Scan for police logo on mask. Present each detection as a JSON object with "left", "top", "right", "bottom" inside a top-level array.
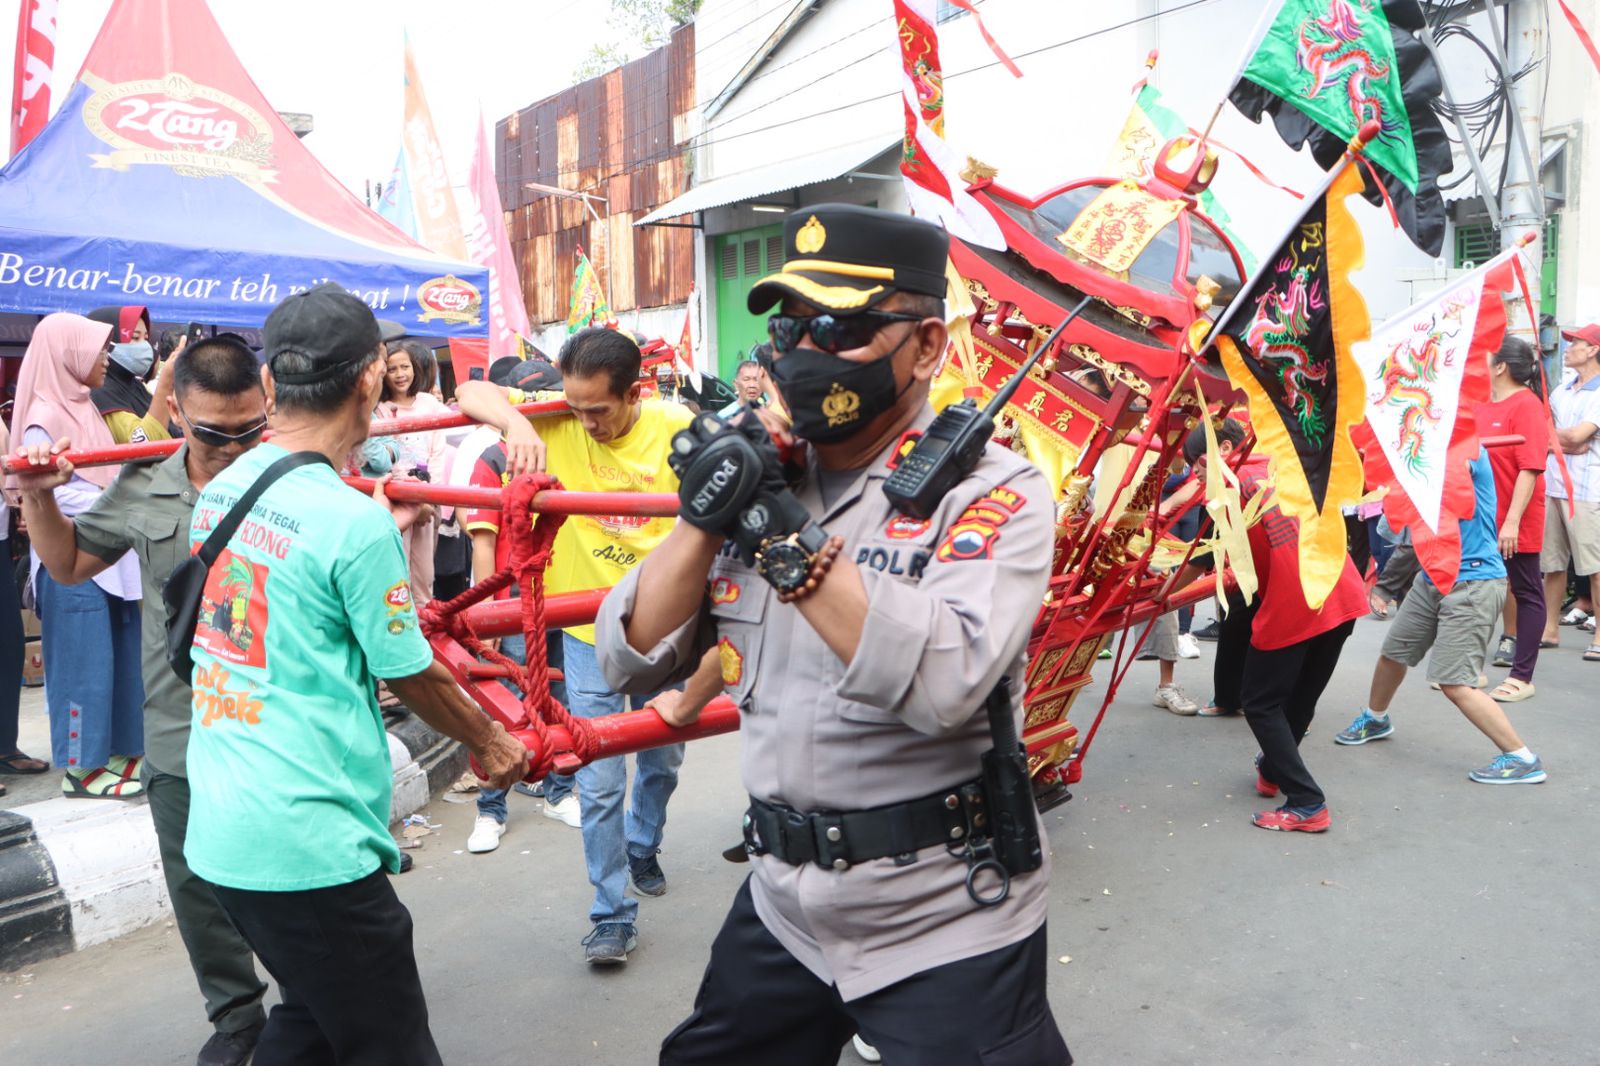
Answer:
[{"left": 822, "top": 382, "right": 861, "bottom": 427}]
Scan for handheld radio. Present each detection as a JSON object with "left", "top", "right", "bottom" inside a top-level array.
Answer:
[{"left": 883, "top": 295, "right": 1093, "bottom": 518}]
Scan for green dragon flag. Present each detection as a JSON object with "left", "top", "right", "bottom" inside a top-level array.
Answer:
[{"left": 1228, "top": 0, "right": 1452, "bottom": 256}]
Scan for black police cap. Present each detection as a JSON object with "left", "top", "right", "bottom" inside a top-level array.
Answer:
[{"left": 747, "top": 203, "right": 949, "bottom": 316}]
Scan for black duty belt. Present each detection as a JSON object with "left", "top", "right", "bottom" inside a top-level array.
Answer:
[{"left": 743, "top": 779, "right": 987, "bottom": 871}]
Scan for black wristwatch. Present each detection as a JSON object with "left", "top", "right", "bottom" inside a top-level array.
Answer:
[{"left": 753, "top": 522, "right": 831, "bottom": 594}]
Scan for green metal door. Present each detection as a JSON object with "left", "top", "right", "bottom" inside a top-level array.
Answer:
[{"left": 714, "top": 223, "right": 785, "bottom": 379}]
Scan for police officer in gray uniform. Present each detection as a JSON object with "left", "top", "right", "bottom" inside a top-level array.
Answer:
[{"left": 596, "top": 204, "right": 1071, "bottom": 1065}]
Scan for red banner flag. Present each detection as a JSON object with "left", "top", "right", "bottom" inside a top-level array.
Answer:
[
  {"left": 10, "top": 0, "right": 57, "bottom": 155},
  {"left": 1352, "top": 253, "right": 1518, "bottom": 594}
]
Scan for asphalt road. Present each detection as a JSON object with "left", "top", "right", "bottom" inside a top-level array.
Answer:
[{"left": 4, "top": 612, "right": 1597, "bottom": 1065}]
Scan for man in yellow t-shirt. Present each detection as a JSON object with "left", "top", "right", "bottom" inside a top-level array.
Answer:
[{"left": 456, "top": 327, "right": 692, "bottom": 967}]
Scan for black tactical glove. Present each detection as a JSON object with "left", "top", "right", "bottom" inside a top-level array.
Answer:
[
  {"left": 670, "top": 408, "right": 786, "bottom": 536},
  {"left": 730, "top": 488, "right": 814, "bottom": 564}
]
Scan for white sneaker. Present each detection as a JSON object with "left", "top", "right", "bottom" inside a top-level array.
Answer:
[
  {"left": 543, "top": 794, "right": 582, "bottom": 829},
  {"left": 1176, "top": 633, "right": 1201, "bottom": 660},
  {"left": 1154, "top": 684, "right": 1199, "bottom": 715},
  {"left": 467, "top": 815, "right": 506, "bottom": 854},
  {"left": 1561, "top": 607, "right": 1591, "bottom": 626},
  {"left": 851, "top": 1035, "right": 882, "bottom": 1063}
]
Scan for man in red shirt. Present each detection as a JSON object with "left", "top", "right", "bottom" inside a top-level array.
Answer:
[{"left": 1473, "top": 337, "right": 1548, "bottom": 701}]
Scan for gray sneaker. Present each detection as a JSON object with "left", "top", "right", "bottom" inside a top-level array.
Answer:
[
  {"left": 582, "top": 922, "right": 639, "bottom": 965},
  {"left": 1153, "top": 685, "right": 1199, "bottom": 715},
  {"left": 1333, "top": 710, "right": 1394, "bottom": 745},
  {"left": 1492, "top": 635, "right": 1514, "bottom": 668},
  {"left": 1468, "top": 753, "right": 1547, "bottom": 784}
]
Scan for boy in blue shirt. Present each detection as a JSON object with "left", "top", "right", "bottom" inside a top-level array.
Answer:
[{"left": 1335, "top": 449, "right": 1547, "bottom": 784}]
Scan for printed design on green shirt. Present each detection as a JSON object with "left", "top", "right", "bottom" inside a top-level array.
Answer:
[
  {"left": 384, "top": 581, "right": 415, "bottom": 635},
  {"left": 193, "top": 661, "right": 265, "bottom": 729},
  {"left": 197, "top": 549, "right": 270, "bottom": 668}
]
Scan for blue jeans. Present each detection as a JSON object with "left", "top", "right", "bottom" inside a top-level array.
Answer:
[
  {"left": 563, "top": 632, "right": 683, "bottom": 926},
  {"left": 478, "top": 631, "right": 572, "bottom": 822},
  {"left": 34, "top": 568, "right": 144, "bottom": 770}
]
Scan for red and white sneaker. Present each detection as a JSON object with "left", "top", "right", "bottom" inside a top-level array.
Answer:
[{"left": 1252, "top": 804, "right": 1331, "bottom": 833}]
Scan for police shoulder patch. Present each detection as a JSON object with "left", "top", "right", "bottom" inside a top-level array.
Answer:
[{"left": 934, "top": 486, "right": 1028, "bottom": 563}]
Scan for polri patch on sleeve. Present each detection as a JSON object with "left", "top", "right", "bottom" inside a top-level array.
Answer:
[
  {"left": 709, "top": 576, "right": 742, "bottom": 605},
  {"left": 934, "top": 487, "right": 1027, "bottom": 562}
]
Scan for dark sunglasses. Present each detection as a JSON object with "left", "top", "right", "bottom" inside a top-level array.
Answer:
[
  {"left": 766, "top": 310, "right": 925, "bottom": 356},
  {"left": 175, "top": 398, "right": 267, "bottom": 447}
]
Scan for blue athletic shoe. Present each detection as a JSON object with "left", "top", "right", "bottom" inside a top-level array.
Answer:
[
  {"left": 1468, "top": 753, "right": 1547, "bottom": 784},
  {"left": 1334, "top": 710, "right": 1394, "bottom": 745},
  {"left": 582, "top": 922, "right": 638, "bottom": 965}
]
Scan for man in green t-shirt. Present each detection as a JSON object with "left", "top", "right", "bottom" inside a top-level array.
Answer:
[{"left": 185, "top": 285, "right": 528, "bottom": 1065}]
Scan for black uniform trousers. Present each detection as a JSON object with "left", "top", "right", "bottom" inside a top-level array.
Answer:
[
  {"left": 143, "top": 770, "right": 268, "bottom": 1034},
  {"left": 1211, "top": 591, "right": 1257, "bottom": 714},
  {"left": 210, "top": 869, "right": 442, "bottom": 1066},
  {"left": 1241, "top": 619, "right": 1356, "bottom": 809},
  {"left": 660, "top": 877, "right": 1071, "bottom": 1066}
]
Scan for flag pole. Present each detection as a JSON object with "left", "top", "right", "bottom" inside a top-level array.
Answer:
[
  {"left": 1193, "top": 0, "right": 1286, "bottom": 148},
  {"left": 1197, "top": 119, "right": 1381, "bottom": 357}
]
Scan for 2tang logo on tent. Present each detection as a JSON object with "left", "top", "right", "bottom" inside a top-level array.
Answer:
[
  {"left": 81, "top": 72, "right": 279, "bottom": 183},
  {"left": 417, "top": 274, "right": 484, "bottom": 327}
]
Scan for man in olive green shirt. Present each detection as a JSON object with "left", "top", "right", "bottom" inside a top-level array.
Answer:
[{"left": 19, "top": 336, "right": 273, "bottom": 1066}]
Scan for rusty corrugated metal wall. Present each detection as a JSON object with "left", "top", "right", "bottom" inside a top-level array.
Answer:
[{"left": 495, "top": 23, "right": 695, "bottom": 327}]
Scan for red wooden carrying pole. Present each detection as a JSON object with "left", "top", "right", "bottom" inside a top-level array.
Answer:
[
  {"left": 341, "top": 476, "right": 679, "bottom": 516},
  {"left": 460, "top": 589, "right": 610, "bottom": 638},
  {"left": 519, "top": 701, "right": 742, "bottom": 775},
  {"left": 0, "top": 399, "right": 574, "bottom": 475}
]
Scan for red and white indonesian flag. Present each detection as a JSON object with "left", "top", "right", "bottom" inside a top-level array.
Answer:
[
  {"left": 894, "top": 0, "right": 1011, "bottom": 250},
  {"left": 462, "top": 110, "right": 532, "bottom": 359},
  {"left": 1352, "top": 251, "right": 1517, "bottom": 590},
  {"left": 10, "top": 0, "right": 57, "bottom": 155}
]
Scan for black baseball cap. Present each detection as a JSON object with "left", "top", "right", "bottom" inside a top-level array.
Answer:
[
  {"left": 506, "top": 358, "right": 562, "bottom": 392},
  {"left": 264, "top": 283, "right": 383, "bottom": 385},
  {"left": 747, "top": 203, "right": 949, "bottom": 315},
  {"left": 487, "top": 356, "right": 522, "bottom": 386}
]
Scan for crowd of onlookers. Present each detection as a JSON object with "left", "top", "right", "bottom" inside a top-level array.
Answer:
[{"left": 1140, "top": 324, "right": 1600, "bottom": 831}]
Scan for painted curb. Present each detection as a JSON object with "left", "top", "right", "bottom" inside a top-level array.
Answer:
[
  {"left": 0, "top": 715, "right": 462, "bottom": 969},
  {"left": 0, "top": 810, "right": 73, "bottom": 968}
]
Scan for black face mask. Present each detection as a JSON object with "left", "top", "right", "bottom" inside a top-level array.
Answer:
[{"left": 767, "top": 336, "right": 911, "bottom": 444}]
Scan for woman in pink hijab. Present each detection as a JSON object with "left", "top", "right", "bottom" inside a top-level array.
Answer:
[{"left": 11, "top": 313, "right": 146, "bottom": 799}]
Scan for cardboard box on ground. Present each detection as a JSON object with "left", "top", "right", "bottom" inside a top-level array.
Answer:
[{"left": 22, "top": 608, "right": 42, "bottom": 687}]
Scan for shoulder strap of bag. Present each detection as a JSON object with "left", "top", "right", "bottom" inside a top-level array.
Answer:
[{"left": 197, "top": 452, "right": 332, "bottom": 567}]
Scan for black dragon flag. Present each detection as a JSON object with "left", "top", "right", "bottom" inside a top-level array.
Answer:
[
  {"left": 1212, "top": 162, "right": 1372, "bottom": 609},
  {"left": 1228, "top": 0, "right": 1452, "bottom": 256}
]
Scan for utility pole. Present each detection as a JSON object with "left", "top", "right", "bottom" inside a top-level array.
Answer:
[{"left": 1497, "top": 0, "right": 1545, "bottom": 341}]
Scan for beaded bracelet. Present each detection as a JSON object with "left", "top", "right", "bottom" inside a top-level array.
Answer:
[{"left": 777, "top": 535, "right": 847, "bottom": 604}]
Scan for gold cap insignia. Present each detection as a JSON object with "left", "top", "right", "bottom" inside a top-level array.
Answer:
[
  {"left": 822, "top": 382, "right": 861, "bottom": 427},
  {"left": 795, "top": 215, "right": 826, "bottom": 255}
]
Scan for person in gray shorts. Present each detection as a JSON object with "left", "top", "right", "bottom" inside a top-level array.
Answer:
[{"left": 1334, "top": 450, "right": 1547, "bottom": 785}]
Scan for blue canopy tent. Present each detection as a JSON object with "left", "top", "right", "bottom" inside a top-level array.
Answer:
[{"left": 0, "top": 0, "right": 488, "bottom": 338}]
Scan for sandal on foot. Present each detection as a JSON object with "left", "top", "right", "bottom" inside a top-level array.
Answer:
[
  {"left": 1584, "top": 644, "right": 1600, "bottom": 663},
  {"left": 1539, "top": 638, "right": 1560, "bottom": 649},
  {"left": 62, "top": 767, "right": 144, "bottom": 799},
  {"left": 0, "top": 751, "right": 50, "bottom": 775},
  {"left": 106, "top": 755, "right": 142, "bottom": 782},
  {"left": 1368, "top": 591, "right": 1391, "bottom": 620},
  {"left": 1489, "top": 679, "right": 1535, "bottom": 702}
]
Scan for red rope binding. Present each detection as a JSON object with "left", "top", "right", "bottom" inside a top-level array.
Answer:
[{"left": 420, "top": 474, "right": 601, "bottom": 779}]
